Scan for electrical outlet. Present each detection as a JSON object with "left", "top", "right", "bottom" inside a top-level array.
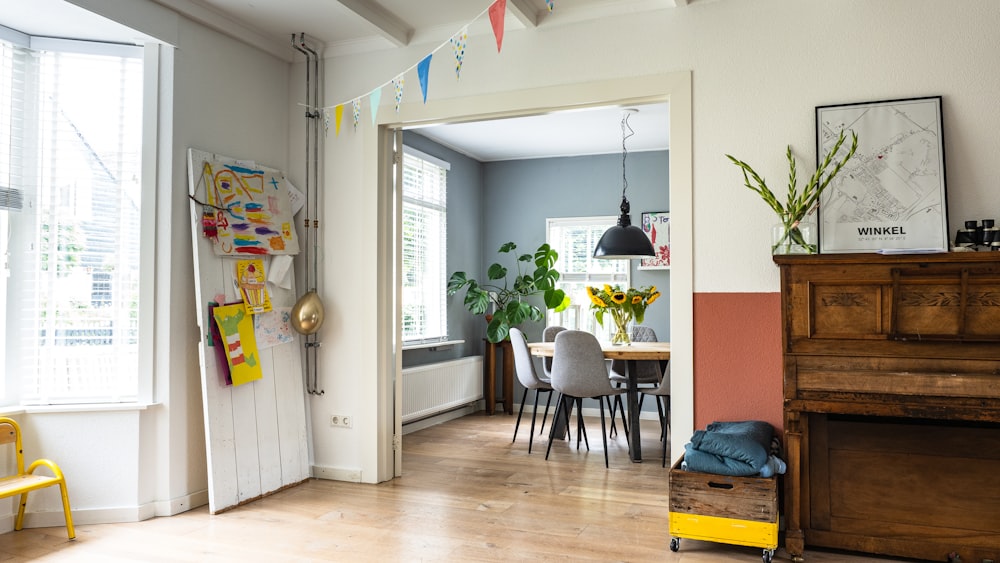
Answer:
[{"left": 330, "top": 414, "right": 352, "bottom": 428}]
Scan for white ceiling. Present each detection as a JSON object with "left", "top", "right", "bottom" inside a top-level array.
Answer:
[{"left": 1, "top": 0, "right": 683, "bottom": 161}]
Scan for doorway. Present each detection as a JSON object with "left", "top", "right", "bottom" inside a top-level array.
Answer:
[{"left": 375, "top": 72, "right": 693, "bottom": 479}]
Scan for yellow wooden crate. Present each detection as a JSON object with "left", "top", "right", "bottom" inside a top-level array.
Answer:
[{"left": 668, "top": 456, "right": 778, "bottom": 561}]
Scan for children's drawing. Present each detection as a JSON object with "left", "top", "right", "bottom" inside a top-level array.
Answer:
[
  {"left": 212, "top": 303, "right": 263, "bottom": 386},
  {"left": 237, "top": 259, "right": 271, "bottom": 315},
  {"left": 254, "top": 307, "right": 295, "bottom": 350},
  {"left": 207, "top": 302, "right": 233, "bottom": 386},
  {"left": 201, "top": 158, "right": 300, "bottom": 256}
]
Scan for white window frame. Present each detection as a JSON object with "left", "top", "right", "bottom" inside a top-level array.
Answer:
[
  {"left": 0, "top": 32, "right": 157, "bottom": 407},
  {"left": 400, "top": 145, "right": 450, "bottom": 346},
  {"left": 546, "top": 216, "right": 630, "bottom": 340}
]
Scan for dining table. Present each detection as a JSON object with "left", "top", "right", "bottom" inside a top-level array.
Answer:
[{"left": 527, "top": 340, "right": 671, "bottom": 463}]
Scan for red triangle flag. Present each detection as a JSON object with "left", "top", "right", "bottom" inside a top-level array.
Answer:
[{"left": 489, "top": 0, "right": 506, "bottom": 53}]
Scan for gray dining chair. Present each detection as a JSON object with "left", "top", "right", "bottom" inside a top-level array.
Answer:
[
  {"left": 541, "top": 325, "right": 566, "bottom": 380},
  {"left": 639, "top": 361, "right": 670, "bottom": 467},
  {"left": 545, "top": 330, "right": 627, "bottom": 468},
  {"left": 509, "top": 327, "right": 554, "bottom": 453},
  {"left": 609, "top": 325, "right": 663, "bottom": 427}
]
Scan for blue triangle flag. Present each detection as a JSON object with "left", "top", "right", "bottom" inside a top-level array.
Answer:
[{"left": 417, "top": 54, "right": 432, "bottom": 104}]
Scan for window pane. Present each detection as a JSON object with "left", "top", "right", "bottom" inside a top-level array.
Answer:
[
  {"left": 4, "top": 44, "right": 142, "bottom": 404},
  {"left": 546, "top": 217, "right": 629, "bottom": 340},
  {"left": 401, "top": 149, "right": 447, "bottom": 343}
]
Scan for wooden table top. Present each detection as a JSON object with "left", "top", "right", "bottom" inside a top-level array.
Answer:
[{"left": 528, "top": 341, "right": 670, "bottom": 361}]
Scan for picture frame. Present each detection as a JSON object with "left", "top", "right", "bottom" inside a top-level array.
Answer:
[
  {"left": 639, "top": 211, "right": 670, "bottom": 270},
  {"left": 815, "top": 96, "right": 949, "bottom": 253}
]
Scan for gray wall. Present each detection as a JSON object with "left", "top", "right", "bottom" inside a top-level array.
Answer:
[
  {"left": 401, "top": 132, "right": 485, "bottom": 368},
  {"left": 482, "top": 151, "right": 671, "bottom": 343}
]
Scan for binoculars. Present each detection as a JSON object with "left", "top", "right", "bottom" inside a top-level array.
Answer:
[{"left": 955, "top": 219, "right": 1000, "bottom": 250}]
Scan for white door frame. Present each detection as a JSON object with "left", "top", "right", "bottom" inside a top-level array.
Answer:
[{"left": 374, "top": 72, "right": 693, "bottom": 479}]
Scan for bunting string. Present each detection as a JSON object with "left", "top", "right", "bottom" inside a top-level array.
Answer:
[{"left": 307, "top": 0, "right": 554, "bottom": 136}]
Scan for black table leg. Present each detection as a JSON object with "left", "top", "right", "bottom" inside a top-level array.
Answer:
[{"left": 627, "top": 358, "right": 642, "bottom": 462}]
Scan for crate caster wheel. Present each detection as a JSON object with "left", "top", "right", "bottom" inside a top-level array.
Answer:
[
  {"left": 762, "top": 549, "right": 774, "bottom": 563},
  {"left": 669, "top": 537, "right": 680, "bottom": 552}
]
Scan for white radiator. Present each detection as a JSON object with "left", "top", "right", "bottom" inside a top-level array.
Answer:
[{"left": 402, "top": 356, "right": 483, "bottom": 423}]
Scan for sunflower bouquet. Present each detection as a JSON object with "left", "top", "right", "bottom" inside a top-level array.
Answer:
[{"left": 586, "top": 284, "right": 661, "bottom": 345}]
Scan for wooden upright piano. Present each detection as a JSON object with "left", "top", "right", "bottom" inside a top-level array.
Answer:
[{"left": 774, "top": 252, "right": 1000, "bottom": 562}]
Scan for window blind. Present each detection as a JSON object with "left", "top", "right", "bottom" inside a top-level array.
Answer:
[
  {"left": 401, "top": 147, "right": 448, "bottom": 344},
  {"left": 546, "top": 217, "right": 629, "bottom": 338},
  {"left": 4, "top": 42, "right": 142, "bottom": 404}
]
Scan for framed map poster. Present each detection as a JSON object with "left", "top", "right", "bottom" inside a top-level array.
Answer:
[
  {"left": 816, "top": 96, "right": 949, "bottom": 253},
  {"left": 639, "top": 211, "right": 670, "bottom": 270}
]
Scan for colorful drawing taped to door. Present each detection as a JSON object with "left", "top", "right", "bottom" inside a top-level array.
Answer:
[
  {"left": 212, "top": 303, "right": 263, "bottom": 386},
  {"left": 201, "top": 158, "right": 300, "bottom": 256},
  {"left": 236, "top": 259, "right": 271, "bottom": 315}
]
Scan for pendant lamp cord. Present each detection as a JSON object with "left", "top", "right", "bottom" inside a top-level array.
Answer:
[{"left": 620, "top": 110, "right": 636, "bottom": 202}]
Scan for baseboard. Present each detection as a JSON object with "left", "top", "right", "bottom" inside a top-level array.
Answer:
[
  {"left": 401, "top": 403, "right": 479, "bottom": 435},
  {"left": 312, "top": 465, "right": 362, "bottom": 483},
  {"left": 153, "top": 489, "right": 209, "bottom": 517}
]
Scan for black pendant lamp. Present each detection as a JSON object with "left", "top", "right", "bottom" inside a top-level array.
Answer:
[{"left": 593, "top": 108, "right": 655, "bottom": 260}]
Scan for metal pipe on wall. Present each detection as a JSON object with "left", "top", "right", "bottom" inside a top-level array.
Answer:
[{"left": 290, "top": 33, "right": 324, "bottom": 395}]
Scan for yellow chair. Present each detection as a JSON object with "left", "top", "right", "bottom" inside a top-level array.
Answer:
[{"left": 0, "top": 417, "right": 75, "bottom": 539}]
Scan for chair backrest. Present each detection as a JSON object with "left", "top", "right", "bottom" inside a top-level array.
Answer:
[
  {"left": 509, "top": 327, "right": 545, "bottom": 390},
  {"left": 611, "top": 326, "right": 664, "bottom": 383},
  {"left": 541, "top": 325, "right": 566, "bottom": 377},
  {"left": 0, "top": 417, "right": 26, "bottom": 475},
  {"left": 551, "top": 330, "right": 615, "bottom": 398}
]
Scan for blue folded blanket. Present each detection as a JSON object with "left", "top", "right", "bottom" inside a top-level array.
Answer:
[{"left": 683, "top": 420, "right": 774, "bottom": 477}]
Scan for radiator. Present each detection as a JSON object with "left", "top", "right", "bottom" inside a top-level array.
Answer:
[{"left": 402, "top": 356, "right": 483, "bottom": 423}]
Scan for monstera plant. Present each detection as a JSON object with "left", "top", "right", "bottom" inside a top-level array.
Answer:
[{"left": 447, "top": 241, "right": 570, "bottom": 343}]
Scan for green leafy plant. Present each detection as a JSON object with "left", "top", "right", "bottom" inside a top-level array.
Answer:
[
  {"left": 726, "top": 129, "right": 859, "bottom": 253},
  {"left": 447, "top": 242, "right": 570, "bottom": 343}
]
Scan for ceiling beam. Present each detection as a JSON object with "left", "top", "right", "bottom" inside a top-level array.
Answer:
[
  {"left": 507, "top": 0, "right": 539, "bottom": 28},
  {"left": 334, "top": 0, "right": 411, "bottom": 47}
]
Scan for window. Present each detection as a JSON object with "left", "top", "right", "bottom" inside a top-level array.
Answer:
[
  {"left": 546, "top": 217, "right": 630, "bottom": 339},
  {"left": 401, "top": 146, "right": 449, "bottom": 344},
  {"left": 1, "top": 37, "right": 143, "bottom": 404}
]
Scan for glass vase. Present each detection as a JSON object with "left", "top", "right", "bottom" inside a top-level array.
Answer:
[
  {"left": 772, "top": 221, "right": 817, "bottom": 255},
  {"left": 611, "top": 313, "right": 632, "bottom": 346}
]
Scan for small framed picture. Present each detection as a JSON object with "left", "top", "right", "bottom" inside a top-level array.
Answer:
[
  {"left": 816, "top": 96, "right": 949, "bottom": 253},
  {"left": 639, "top": 211, "right": 670, "bottom": 270}
]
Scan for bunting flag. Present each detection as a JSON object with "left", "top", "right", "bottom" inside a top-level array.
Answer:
[
  {"left": 315, "top": 0, "right": 534, "bottom": 127},
  {"left": 545, "top": 0, "right": 554, "bottom": 11},
  {"left": 369, "top": 88, "right": 381, "bottom": 126},
  {"left": 334, "top": 104, "right": 344, "bottom": 136},
  {"left": 489, "top": 0, "right": 506, "bottom": 53},
  {"left": 417, "top": 54, "right": 432, "bottom": 104},
  {"left": 392, "top": 75, "right": 405, "bottom": 112},
  {"left": 451, "top": 28, "right": 468, "bottom": 79}
]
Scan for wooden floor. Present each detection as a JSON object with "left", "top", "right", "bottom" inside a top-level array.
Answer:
[{"left": 0, "top": 413, "right": 901, "bottom": 562}]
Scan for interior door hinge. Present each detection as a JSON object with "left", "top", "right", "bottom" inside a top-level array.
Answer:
[
  {"left": 392, "top": 434, "right": 401, "bottom": 451},
  {"left": 392, "top": 150, "right": 402, "bottom": 165}
]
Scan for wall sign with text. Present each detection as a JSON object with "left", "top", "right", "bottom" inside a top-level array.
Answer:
[{"left": 816, "top": 96, "right": 949, "bottom": 253}]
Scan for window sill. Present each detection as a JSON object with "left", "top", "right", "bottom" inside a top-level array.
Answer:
[
  {"left": 1, "top": 402, "right": 158, "bottom": 417},
  {"left": 402, "top": 339, "right": 464, "bottom": 351}
]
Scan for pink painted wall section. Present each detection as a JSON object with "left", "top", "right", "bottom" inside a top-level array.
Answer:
[{"left": 693, "top": 292, "right": 783, "bottom": 432}]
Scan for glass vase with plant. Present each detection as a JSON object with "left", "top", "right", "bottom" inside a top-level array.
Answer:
[
  {"left": 447, "top": 242, "right": 570, "bottom": 343},
  {"left": 726, "top": 129, "right": 858, "bottom": 254},
  {"left": 586, "top": 284, "right": 661, "bottom": 345}
]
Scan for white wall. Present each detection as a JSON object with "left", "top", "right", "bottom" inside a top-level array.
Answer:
[
  {"left": 1, "top": 0, "right": 293, "bottom": 528},
  {"left": 310, "top": 0, "right": 1000, "bottom": 476}
]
